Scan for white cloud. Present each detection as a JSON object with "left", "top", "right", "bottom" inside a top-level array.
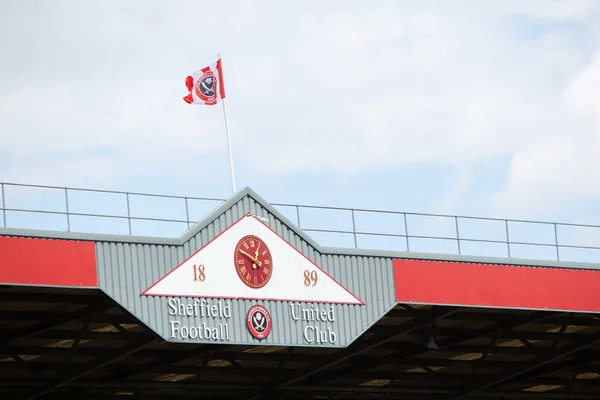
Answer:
[
  {"left": 231, "top": 0, "right": 598, "bottom": 175},
  {"left": 0, "top": 0, "right": 599, "bottom": 219},
  {"left": 0, "top": 79, "right": 225, "bottom": 186},
  {"left": 492, "top": 53, "right": 600, "bottom": 217},
  {"left": 567, "top": 54, "right": 600, "bottom": 117}
]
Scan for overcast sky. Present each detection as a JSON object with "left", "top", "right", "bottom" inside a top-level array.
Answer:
[{"left": 1, "top": 0, "right": 599, "bottom": 228}]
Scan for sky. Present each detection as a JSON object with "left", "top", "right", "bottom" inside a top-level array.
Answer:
[{"left": 1, "top": 0, "right": 600, "bottom": 259}]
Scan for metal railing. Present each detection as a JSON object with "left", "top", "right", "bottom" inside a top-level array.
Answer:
[{"left": 1, "top": 182, "right": 600, "bottom": 264}]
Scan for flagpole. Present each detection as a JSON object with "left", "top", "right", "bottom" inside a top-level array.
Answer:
[
  {"left": 221, "top": 96, "right": 237, "bottom": 194},
  {"left": 217, "top": 55, "right": 236, "bottom": 194}
]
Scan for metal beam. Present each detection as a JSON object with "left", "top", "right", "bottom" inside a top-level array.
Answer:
[
  {"left": 25, "top": 336, "right": 158, "bottom": 400},
  {"left": 1, "top": 301, "right": 111, "bottom": 345},
  {"left": 6, "top": 329, "right": 149, "bottom": 342},
  {"left": 370, "top": 325, "right": 592, "bottom": 342},
  {"left": 492, "top": 351, "right": 600, "bottom": 388},
  {"left": 376, "top": 339, "right": 585, "bottom": 355},
  {"left": 109, "top": 344, "right": 223, "bottom": 381},
  {"left": 20, "top": 366, "right": 581, "bottom": 384},
  {"left": 0, "top": 343, "right": 45, "bottom": 380},
  {"left": 5, "top": 379, "right": 600, "bottom": 399},
  {"left": 313, "top": 310, "right": 558, "bottom": 384},
  {"left": 248, "top": 306, "right": 459, "bottom": 400},
  {"left": 54, "top": 314, "right": 94, "bottom": 380},
  {"left": 450, "top": 334, "right": 600, "bottom": 399},
  {"left": 275, "top": 348, "right": 293, "bottom": 382},
  {"left": 0, "top": 364, "right": 520, "bottom": 381},
  {"left": 0, "top": 352, "right": 544, "bottom": 377},
  {"left": 0, "top": 290, "right": 100, "bottom": 304},
  {"left": 469, "top": 329, "right": 501, "bottom": 381},
  {"left": 385, "top": 309, "right": 600, "bottom": 328},
  {"left": 3, "top": 341, "right": 586, "bottom": 361}
]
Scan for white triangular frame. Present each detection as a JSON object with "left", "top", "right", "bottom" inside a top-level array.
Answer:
[{"left": 141, "top": 212, "right": 364, "bottom": 305}]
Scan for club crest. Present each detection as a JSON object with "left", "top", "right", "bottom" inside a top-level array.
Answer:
[
  {"left": 194, "top": 70, "right": 217, "bottom": 103},
  {"left": 247, "top": 305, "right": 272, "bottom": 340}
]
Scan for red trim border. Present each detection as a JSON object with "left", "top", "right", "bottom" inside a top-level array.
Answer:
[
  {"left": 0, "top": 237, "right": 97, "bottom": 288},
  {"left": 394, "top": 258, "right": 600, "bottom": 313}
]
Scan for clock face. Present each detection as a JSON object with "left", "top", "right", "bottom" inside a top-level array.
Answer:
[{"left": 234, "top": 235, "right": 273, "bottom": 289}]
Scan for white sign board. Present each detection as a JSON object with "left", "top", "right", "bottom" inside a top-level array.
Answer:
[{"left": 142, "top": 213, "right": 363, "bottom": 305}]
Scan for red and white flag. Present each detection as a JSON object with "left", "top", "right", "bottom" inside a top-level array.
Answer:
[{"left": 182, "top": 59, "right": 226, "bottom": 105}]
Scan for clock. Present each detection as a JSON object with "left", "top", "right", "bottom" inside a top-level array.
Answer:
[{"left": 234, "top": 235, "right": 273, "bottom": 289}]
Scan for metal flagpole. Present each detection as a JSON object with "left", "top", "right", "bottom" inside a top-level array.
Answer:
[
  {"left": 221, "top": 96, "right": 237, "bottom": 194},
  {"left": 218, "top": 54, "right": 237, "bottom": 194}
]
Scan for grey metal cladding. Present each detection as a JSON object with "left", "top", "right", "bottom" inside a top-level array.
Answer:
[{"left": 96, "top": 188, "right": 397, "bottom": 348}]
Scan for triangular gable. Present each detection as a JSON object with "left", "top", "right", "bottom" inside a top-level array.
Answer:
[{"left": 142, "top": 212, "right": 363, "bottom": 305}]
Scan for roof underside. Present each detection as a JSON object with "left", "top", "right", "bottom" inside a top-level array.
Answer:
[{"left": 2, "top": 286, "right": 600, "bottom": 399}]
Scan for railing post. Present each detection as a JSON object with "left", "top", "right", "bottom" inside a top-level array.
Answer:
[
  {"left": 505, "top": 220, "right": 511, "bottom": 258},
  {"left": 64, "top": 188, "right": 71, "bottom": 232},
  {"left": 403, "top": 213, "right": 410, "bottom": 252},
  {"left": 296, "top": 205, "right": 301, "bottom": 228},
  {"left": 1, "top": 183, "right": 5, "bottom": 228},
  {"left": 455, "top": 216, "right": 461, "bottom": 255},
  {"left": 126, "top": 193, "right": 132, "bottom": 235},
  {"left": 351, "top": 209, "right": 357, "bottom": 249},
  {"left": 184, "top": 197, "right": 190, "bottom": 228},
  {"left": 554, "top": 223, "right": 560, "bottom": 261}
]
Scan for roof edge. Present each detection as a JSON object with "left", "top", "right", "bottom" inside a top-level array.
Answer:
[
  {"left": 0, "top": 227, "right": 181, "bottom": 245},
  {"left": 330, "top": 246, "right": 600, "bottom": 270},
  {"left": 2, "top": 186, "right": 600, "bottom": 271},
  {"left": 3, "top": 226, "right": 600, "bottom": 271},
  {"left": 179, "top": 186, "right": 323, "bottom": 249}
]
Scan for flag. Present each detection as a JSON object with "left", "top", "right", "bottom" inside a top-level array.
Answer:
[{"left": 182, "top": 59, "right": 226, "bottom": 105}]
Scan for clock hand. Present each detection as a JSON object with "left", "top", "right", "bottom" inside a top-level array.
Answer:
[
  {"left": 253, "top": 248, "right": 260, "bottom": 270},
  {"left": 238, "top": 249, "right": 257, "bottom": 269},
  {"left": 238, "top": 249, "right": 263, "bottom": 267}
]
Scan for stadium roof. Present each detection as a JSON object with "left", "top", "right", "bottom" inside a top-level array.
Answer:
[
  {"left": 2, "top": 183, "right": 600, "bottom": 400},
  {"left": 4, "top": 285, "right": 600, "bottom": 400}
]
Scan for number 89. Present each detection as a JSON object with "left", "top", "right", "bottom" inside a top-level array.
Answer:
[{"left": 303, "top": 270, "right": 317, "bottom": 286}]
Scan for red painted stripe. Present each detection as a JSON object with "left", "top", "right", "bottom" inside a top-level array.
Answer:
[
  {"left": 394, "top": 259, "right": 600, "bottom": 313},
  {"left": 0, "top": 237, "right": 97, "bottom": 287},
  {"left": 216, "top": 58, "right": 226, "bottom": 99},
  {"left": 185, "top": 75, "right": 194, "bottom": 91}
]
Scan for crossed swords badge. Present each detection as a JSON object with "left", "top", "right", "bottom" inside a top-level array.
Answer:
[
  {"left": 253, "top": 312, "right": 266, "bottom": 332},
  {"left": 200, "top": 77, "right": 214, "bottom": 95},
  {"left": 247, "top": 305, "right": 272, "bottom": 340}
]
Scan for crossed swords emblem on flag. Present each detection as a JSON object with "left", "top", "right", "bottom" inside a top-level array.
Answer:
[
  {"left": 252, "top": 311, "right": 266, "bottom": 332},
  {"left": 200, "top": 77, "right": 214, "bottom": 95}
]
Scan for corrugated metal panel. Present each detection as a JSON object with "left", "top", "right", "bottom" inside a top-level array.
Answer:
[{"left": 97, "top": 193, "right": 397, "bottom": 348}]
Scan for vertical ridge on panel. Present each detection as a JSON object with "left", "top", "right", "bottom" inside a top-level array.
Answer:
[
  {"left": 248, "top": 198, "right": 257, "bottom": 220},
  {"left": 373, "top": 257, "right": 382, "bottom": 302},
  {"left": 112, "top": 243, "right": 122, "bottom": 299},
  {"left": 130, "top": 244, "right": 141, "bottom": 329},
  {"left": 140, "top": 244, "right": 151, "bottom": 330},
  {"left": 368, "top": 257, "right": 379, "bottom": 326},
  {"left": 330, "top": 254, "right": 342, "bottom": 345},
  {"left": 342, "top": 255, "right": 352, "bottom": 345},
  {"left": 96, "top": 243, "right": 106, "bottom": 288},
  {"left": 273, "top": 300, "right": 282, "bottom": 345},
  {"left": 378, "top": 257, "right": 388, "bottom": 305},
  {"left": 149, "top": 244, "right": 160, "bottom": 335},
  {"left": 355, "top": 256, "right": 365, "bottom": 340},
  {"left": 224, "top": 206, "right": 232, "bottom": 229},
  {"left": 384, "top": 258, "right": 394, "bottom": 304},
  {"left": 124, "top": 243, "right": 133, "bottom": 318}
]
